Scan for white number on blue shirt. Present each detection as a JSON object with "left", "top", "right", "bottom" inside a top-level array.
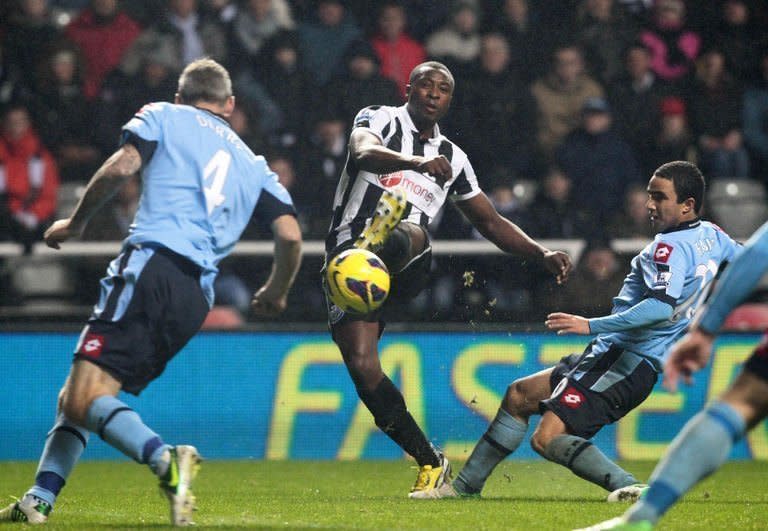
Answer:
[{"left": 204, "top": 149, "right": 230, "bottom": 214}]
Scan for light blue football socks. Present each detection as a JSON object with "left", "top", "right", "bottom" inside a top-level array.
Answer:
[
  {"left": 626, "top": 401, "right": 746, "bottom": 523},
  {"left": 84, "top": 395, "right": 172, "bottom": 476},
  {"left": 454, "top": 408, "right": 528, "bottom": 495},
  {"left": 545, "top": 434, "right": 639, "bottom": 491},
  {"left": 26, "top": 411, "right": 89, "bottom": 507}
]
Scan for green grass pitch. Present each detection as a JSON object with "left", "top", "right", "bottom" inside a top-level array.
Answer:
[{"left": 1, "top": 460, "right": 767, "bottom": 529}]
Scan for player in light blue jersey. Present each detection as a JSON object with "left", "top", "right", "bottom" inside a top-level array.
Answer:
[
  {"left": 411, "top": 161, "right": 740, "bottom": 502},
  {"left": 577, "top": 222, "right": 768, "bottom": 530},
  {"left": 0, "top": 59, "right": 302, "bottom": 526}
]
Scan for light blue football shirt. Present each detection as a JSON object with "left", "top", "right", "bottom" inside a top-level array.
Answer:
[
  {"left": 120, "top": 102, "right": 294, "bottom": 305},
  {"left": 593, "top": 219, "right": 740, "bottom": 369},
  {"left": 697, "top": 220, "right": 768, "bottom": 333}
]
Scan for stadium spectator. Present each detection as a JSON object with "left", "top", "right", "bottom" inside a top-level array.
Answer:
[
  {"left": 392, "top": 0, "right": 451, "bottom": 42},
  {"left": 2, "top": 0, "right": 63, "bottom": 91},
  {"left": 0, "top": 104, "right": 59, "bottom": 253},
  {"left": 370, "top": 1, "right": 426, "bottom": 100},
  {"left": 227, "top": 103, "right": 267, "bottom": 156},
  {"left": 607, "top": 183, "right": 657, "bottom": 239},
  {"left": 32, "top": 48, "right": 102, "bottom": 182},
  {"left": 743, "top": 47, "right": 768, "bottom": 181},
  {"left": 530, "top": 43, "right": 605, "bottom": 159},
  {"left": 449, "top": 32, "right": 539, "bottom": 182},
  {"left": 297, "top": 113, "right": 348, "bottom": 238},
  {"left": 0, "top": 58, "right": 301, "bottom": 526},
  {"left": 232, "top": 29, "right": 301, "bottom": 143},
  {"left": 425, "top": 0, "right": 482, "bottom": 79},
  {"left": 99, "top": 40, "right": 180, "bottom": 154},
  {"left": 323, "top": 40, "right": 401, "bottom": 129},
  {"left": 639, "top": 0, "right": 701, "bottom": 86},
  {"left": 200, "top": 0, "right": 238, "bottom": 24},
  {"left": 521, "top": 166, "right": 596, "bottom": 239},
  {"left": 121, "top": 0, "right": 228, "bottom": 79},
  {"left": 80, "top": 174, "right": 139, "bottom": 241},
  {"left": 486, "top": 0, "right": 547, "bottom": 82},
  {"left": 689, "top": 47, "right": 750, "bottom": 179},
  {"left": 415, "top": 161, "right": 740, "bottom": 504},
  {"left": 296, "top": 0, "right": 361, "bottom": 87},
  {"left": 556, "top": 97, "right": 643, "bottom": 221},
  {"left": 646, "top": 95, "right": 697, "bottom": 173},
  {"left": 0, "top": 40, "right": 31, "bottom": 110},
  {"left": 227, "top": 0, "right": 294, "bottom": 71},
  {"left": 546, "top": 240, "right": 626, "bottom": 317},
  {"left": 323, "top": 61, "right": 571, "bottom": 498},
  {"left": 711, "top": 0, "right": 761, "bottom": 84},
  {"left": 582, "top": 220, "right": 768, "bottom": 529},
  {"left": 608, "top": 42, "right": 670, "bottom": 174},
  {"left": 575, "top": 0, "right": 639, "bottom": 84},
  {"left": 64, "top": 0, "right": 142, "bottom": 100},
  {"left": 617, "top": 0, "right": 653, "bottom": 22}
]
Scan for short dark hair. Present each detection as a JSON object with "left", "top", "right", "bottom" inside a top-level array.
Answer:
[
  {"left": 653, "top": 161, "right": 706, "bottom": 214},
  {"left": 177, "top": 58, "right": 232, "bottom": 105},
  {"left": 408, "top": 61, "right": 454, "bottom": 87}
]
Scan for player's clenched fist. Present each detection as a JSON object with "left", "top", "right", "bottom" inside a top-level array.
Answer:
[
  {"left": 415, "top": 155, "right": 452, "bottom": 186},
  {"left": 543, "top": 250, "right": 572, "bottom": 284},
  {"left": 44, "top": 218, "right": 79, "bottom": 249}
]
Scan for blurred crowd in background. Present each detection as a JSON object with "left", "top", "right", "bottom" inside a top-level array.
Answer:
[{"left": 1, "top": 0, "right": 768, "bottom": 324}]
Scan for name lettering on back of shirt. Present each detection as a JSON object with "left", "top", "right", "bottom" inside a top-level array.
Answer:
[{"left": 195, "top": 114, "right": 257, "bottom": 162}]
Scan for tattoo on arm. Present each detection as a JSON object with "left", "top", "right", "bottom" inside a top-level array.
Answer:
[{"left": 69, "top": 144, "right": 143, "bottom": 230}]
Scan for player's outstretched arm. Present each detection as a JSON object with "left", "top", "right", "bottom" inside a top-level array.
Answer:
[
  {"left": 457, "top": 192, "right": 571, "bottom": 283},
  {"left": 350, "top": 129, "right": 452, "bottom": 183},
  {"left": 251, "top": 214, "right": 302, "bottom": 317},
  {"left": 545, "top": 312, "right": 591, "bottom": 335},
  {"left": 663, "top": 329, "right": 716, "bottom": 392},
  {"left": 44, "top": 144, "right": 142, "bottom": 249}
]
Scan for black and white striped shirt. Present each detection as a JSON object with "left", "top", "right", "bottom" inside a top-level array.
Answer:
[{"left": 325, "top": 104, "right": 482, "bottom": 252}]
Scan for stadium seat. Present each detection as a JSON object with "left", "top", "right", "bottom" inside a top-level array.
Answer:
[
  {"left": 707, "top": 179, "right": 768, "bottom": 239},
  {"left": 201, "top": 305, "right": 245, "bottom": 330},
  {"left": 722, "top": 303, "right": 768, "bottom": 331},
  {"left": 11, "top": 255, "right": 74, "bottom": 298}
]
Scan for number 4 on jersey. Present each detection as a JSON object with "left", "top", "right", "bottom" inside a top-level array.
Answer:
[{"left": 204, "top": 149, "right": 231, "bottom": 214}]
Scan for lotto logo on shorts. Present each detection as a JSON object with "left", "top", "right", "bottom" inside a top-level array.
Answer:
[
  {"left": 79, "top": 333, "right": 105, "bottom": 358},
  {"left": 560, "top": 387, "right": 585, "bottom": 409}
]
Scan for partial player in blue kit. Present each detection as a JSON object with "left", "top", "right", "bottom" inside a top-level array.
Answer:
[
  {"left": 0, "top": 59, "right": 302, "bottom": 526},
  {"left": 411, "top": 161, "right": 740, "bottom": 502},
  {"left": 578, "top": 221, "right": 768, "bottom": 530}
]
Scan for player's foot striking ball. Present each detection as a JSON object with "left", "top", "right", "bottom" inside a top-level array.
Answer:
[{"left": 355, "top": 187, "right": 407, "bottom": 253}]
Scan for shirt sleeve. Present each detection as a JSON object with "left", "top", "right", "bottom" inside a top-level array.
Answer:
[
  {"left": 120, "top": 103, "right": 164, "bottom": 165},
  {"left": 589, "top": 297, "right": 674, "bottom": 334},
  {"left": 251, "top": 161, "right": 297, "bottom": 226},
  {"left": 643, "top": 239, "right": 687, "bottom": 307},
  {"left": 352, "top": 106, "right": 396, "bottom": 145},
  {"left": 448, "top": 154, "right": 482, "bottom": 202},
  {"left": 697, "top": 222, "right": 768, "bottom": 333}
]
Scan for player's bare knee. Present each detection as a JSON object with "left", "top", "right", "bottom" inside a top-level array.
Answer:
[
  {"left": 529, "top": 427, "right": 553, "bottom": 458},
  {"left": 502, "top": 379, "right": 533, "bottom": 417},
  {"left": 60, "top": 391, "right": 91, "bottom": 425},
  {"left": 378, "top": 223, "right": 428, "bottom": 273},
  {"left": 344, "top": 351, "right": 383, "bottom": 388}
]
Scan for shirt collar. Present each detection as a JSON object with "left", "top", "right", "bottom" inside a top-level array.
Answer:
[
  {"left": 661, "top": 217, "right": 701, "bottom": 234},
  {"left": 399, "top": 104, "right": 441, "bottom": 144}
]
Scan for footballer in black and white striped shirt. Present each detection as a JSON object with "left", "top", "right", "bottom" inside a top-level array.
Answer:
[{"left": 322, "top": 61, "right": 573, "bottom": 498}]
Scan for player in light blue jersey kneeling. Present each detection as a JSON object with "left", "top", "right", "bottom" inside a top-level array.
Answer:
[
  {"left": 577, "top": 220, "right": 768, "bottom": 530},
  {"left": 411, "top": 161, "right": 740, "bottom": 503}
]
